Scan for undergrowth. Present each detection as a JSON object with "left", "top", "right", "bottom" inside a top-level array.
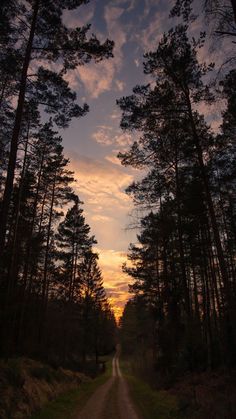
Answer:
[
  {"left": 120, "top": 359, "right": 183, "bottom": 419},
  {"left": 30, "top": 357, "right": 112, "bottom": 419}
]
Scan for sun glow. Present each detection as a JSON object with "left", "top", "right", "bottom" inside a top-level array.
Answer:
[{"left": 96, "top": 248, "right": 130, "bottom": 320}]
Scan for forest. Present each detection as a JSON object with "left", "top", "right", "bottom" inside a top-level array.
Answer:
[
  {"left": 120, "top": 0, "right": 236, "bottom": 381},
  {"left": 0, "top": 0, "right": 116, "bottom": 368},
  {"left": 0, "top": 0, "right": 236, "bottom": 418}
]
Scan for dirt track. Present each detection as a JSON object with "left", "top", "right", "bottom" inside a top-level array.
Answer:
[{"left": 76, "top": 356, "right": 140, "bottom": 419}]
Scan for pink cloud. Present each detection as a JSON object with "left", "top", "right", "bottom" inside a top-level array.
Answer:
[{"left": 91, "top": 125, "right": 134, "bottom": 149}]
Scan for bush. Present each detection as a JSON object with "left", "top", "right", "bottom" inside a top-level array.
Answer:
[
  {"left": 30, "top": 365, "right": 64, "bottom": 383},
  {"left": 0, "top": 359, "right": 25, "bottom": 388}
]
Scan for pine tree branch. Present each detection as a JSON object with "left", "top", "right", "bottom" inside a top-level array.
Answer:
[{"left": 215, "top": 30, "right": 236, "bottom": 36}]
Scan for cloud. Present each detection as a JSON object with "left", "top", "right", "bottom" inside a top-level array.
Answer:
[
  {"left": 143, "top": 0, "right": 157, "bottom": 18},
  {"left": 67, "top": 152, "right": 136, "bottom": 318},
  {"left": 74, "top": 2, "right": 127, "bottom": 99},
  {"left": 104, "top": 3, "right": 127, "bottom": 70},
  {"left": 126, "top": 0, "right": 136, "bottom": 12},
  {"left": 114, "top": 281, "right": 129, "bottom": 287},
  {"left": 97, "top": 248, "right": 127, "bottom": 269},
  {"left": 196, "top": 101, "right": 224, "bottom": 132},
  {"left": 108, "top": 35, "right": 126, "bottom": 70},
  {"left": 91, "top": 125, "right": 134, "bottom": 149},
  {"left": 110, "top": 109, "right": 122, "bottom": 120},
  {"left": 69, "top": 153, "right": 133, "bottom": 213},
  {"left": 135, "top": 9, "right": 168, "bottom": 52},
  {"left": 105, "top": 155, "right": 122, "bottom": 166},
  {"left": 95, "top": 247, "right": 130, "bottom": 317},
  {"left": 115, "top": 79, "right": 126, "bottom": 91},
  {"left": 63, "top": 2, "right": 95, "bottom": 28},
  {"left": 77, "top": 60, "right": 115, "bottom": 99},
  {"left": 61, "top": 2, "right": 128, "bottom": 100},
  {"left": 91, "top": 126, "right": 114, "bottom": 146},
  {"left": 115, "top": 132, "right": 133, "bottom": 147},
  {"left": 91, "top": 214, "right": 112, "bottom": 222}
]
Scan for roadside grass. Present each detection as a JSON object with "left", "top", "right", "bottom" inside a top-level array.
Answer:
[
  {"left": 120, "top": 359, "right": 183, "bottom": 419},
  {"left": 30, "top": 356, "right": 112, "bottom": 419}
]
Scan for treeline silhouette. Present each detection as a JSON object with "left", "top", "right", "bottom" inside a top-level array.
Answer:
[
  {"left": 120, "top": 0, "right": 236, "bottom": 379},
  {"left": 0, "top": 0, "right": 116, "bottom": 366}
]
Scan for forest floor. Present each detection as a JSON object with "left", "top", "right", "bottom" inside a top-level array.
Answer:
[
  {"left": 168, "top": 369, "right": 236, "bottom": 418},
  {"left": 121, "top": 358, "right": 236, "bottom": 419}
]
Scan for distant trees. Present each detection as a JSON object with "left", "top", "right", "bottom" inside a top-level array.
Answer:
[
  {"left": 0, "top": 1, "right": 116, "bottom": 364},
  {"left": 0, "top": 119, "right": 115, "bottom": 362},
  {"left": 119, "top": 22, "right": 236, "bottom": 377}
]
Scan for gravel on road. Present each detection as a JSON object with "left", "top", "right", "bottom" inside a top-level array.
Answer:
[{"left": 76, "top": 356, "right": 140, "bottom": 419}]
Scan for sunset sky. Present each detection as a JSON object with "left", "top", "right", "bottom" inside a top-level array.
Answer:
[{"left": 60, "top": 0, "right": 232, "bottom": 318}]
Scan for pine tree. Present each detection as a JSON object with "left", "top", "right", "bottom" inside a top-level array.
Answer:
[
  {"left": 118, "top": 23, "right": 236, "bottom": 374},
  {"left": 0, "top": 0, "right": 114, "bottom": 256},
  {"left": 79, "top": 251, "right": 107, "bottom": 361}
]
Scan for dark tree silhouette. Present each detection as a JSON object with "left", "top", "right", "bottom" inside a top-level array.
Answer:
[{"left": 0, "top": 0, "right": 114, "bottom": 257}]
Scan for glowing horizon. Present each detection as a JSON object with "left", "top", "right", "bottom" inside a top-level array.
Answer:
[{"left": 69, "top": 154, "right": 137, "bottom": 319}]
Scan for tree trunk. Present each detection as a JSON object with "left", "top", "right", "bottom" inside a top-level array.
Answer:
[
  {"left": 0, "top": 0, "right": 40, "bottom": 257},
  {"left": 22, "top": 148, "right": 46, "bottom": 290},
  {"left": 230, "top": 0, "right": 236, "bottom": 24},
  {"left": 7, "top": 120, "right": 31, "bottom": 295},
  {"left": 0, "top": 77, "right": 8, "bottom": 109},
  {"left": 189, "top": 240, "right": 201, "bottom": 324},
  {"left": 16, "top": 149, "right": 46, "bottom": 351},
  {"left": 185, "top": 93, "right": 231, "bottom": 304},
  {"left": 174, "top": 146, "right": 190, "bottom": 315},
  {"left": 38, "top": 170, "right": 56, "bottom": 348}
]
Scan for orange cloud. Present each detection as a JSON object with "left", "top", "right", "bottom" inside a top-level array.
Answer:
[
  {"left": 105, "top": 155, "right": 122, "bottom": 166},
  {"left": 92, "top": 126, "right": 114, "bottom": 146},
  {"left": 133, "top": 9, "right": 166, "bottom": 51},
  {"left": 68, "top": 153, "right": 137, "bottom": 317},
  {"left": 69, "top": 153, "right": 133, "bottom": 211},
  {"left": 77, "top": 60, "right": 115, "bottom": 99},
  {"left": 115, "top": 79, "right": 125, "bottom": 91},
  {"left": 91, "top": 125, "right": 134, "bottom": 149},
  {"left": 95, "top": 248, "right": 131, "bottom": 319},
  {"left": 75, "top": 2, "right": 127, "bottom": 99}
]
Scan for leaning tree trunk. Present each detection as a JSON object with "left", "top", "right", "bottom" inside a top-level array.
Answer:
[{"left": 0, "top": 0, "right": 40, "bottom": 258}]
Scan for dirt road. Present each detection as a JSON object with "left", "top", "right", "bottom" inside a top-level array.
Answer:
[{"left": 76, "top": 356, "right": 140, "bottom": 419}]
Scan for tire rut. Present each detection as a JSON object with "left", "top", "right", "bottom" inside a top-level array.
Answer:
[{"left": 75, "top": 356, "right": 140, "bottom": 419}]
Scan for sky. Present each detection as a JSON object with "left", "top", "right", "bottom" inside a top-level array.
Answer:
[{"left": 60, "top": 0, "right": 233, "bottom": 318}]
